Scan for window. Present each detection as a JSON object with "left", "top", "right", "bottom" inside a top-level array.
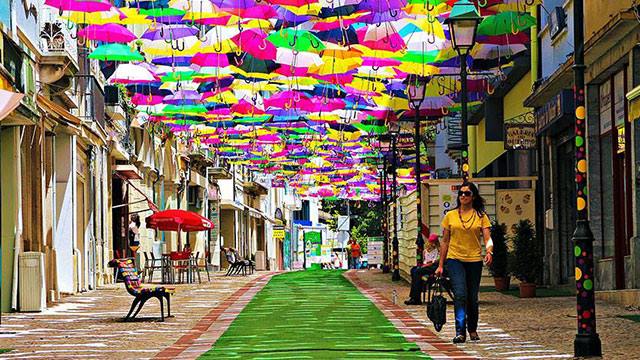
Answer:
[{"left": 548, "top": 7, "right": 567, "bottom": 40}]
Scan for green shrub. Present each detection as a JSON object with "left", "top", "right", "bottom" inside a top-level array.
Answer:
[
  {"left": 509, "top": 219, "right": 541, "bottom": 283},
  {"left": 488, "top": 221, "right": 509, "bottom": 277}
]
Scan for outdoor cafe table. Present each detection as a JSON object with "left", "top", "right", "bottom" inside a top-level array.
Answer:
[{"left": 161, "top": 253, "right": 196, "bottom": 284}]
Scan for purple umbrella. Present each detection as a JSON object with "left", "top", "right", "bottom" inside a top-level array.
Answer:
[
  {"left": 142, "top": 24, "right": 199, "bottom": 41},
  {"left": 163, "top": 90, "right": 202, "bottom": 105}
]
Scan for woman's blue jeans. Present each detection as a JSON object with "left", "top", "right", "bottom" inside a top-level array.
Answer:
[{"left": 445, "top": 259, "right": 483, "bottom": 336}]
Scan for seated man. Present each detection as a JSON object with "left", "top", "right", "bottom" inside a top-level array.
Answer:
[{"left": 405, "top": 233, "right": 440, "bottom": 305}]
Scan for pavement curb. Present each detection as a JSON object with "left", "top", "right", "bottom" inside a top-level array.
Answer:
[
  {"left": 153, "top": 272, "right": 279, "bottom": 360},
  {"left": 344, "top": 270, "right": 477, "bottom": 360}
]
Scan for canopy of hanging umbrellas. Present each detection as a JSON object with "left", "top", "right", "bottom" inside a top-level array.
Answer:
[{"left": 49, "top": 0, "right": 537, "bottom": 201}]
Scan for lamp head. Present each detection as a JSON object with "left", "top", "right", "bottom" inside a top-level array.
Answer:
[{"left": 445, "top": 0, "right": 481, "bottom": 55}]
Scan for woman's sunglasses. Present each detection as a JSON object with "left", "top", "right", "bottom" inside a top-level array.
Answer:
[{"left": 458, "top": 190, "right": 473, "bottom": 197}]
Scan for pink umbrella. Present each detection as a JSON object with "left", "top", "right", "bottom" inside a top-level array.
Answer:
[
  {"left": 77, "top": 24, "right": 136, "bottom": 43},
  {"left": 239, "top": 4, "right": 278, "bottom": 19},
  {"left": 131, "top": 93, "right": 164, "bottom": 106},
  {"left": 231, "top": 29, "right": 276, "bottom": 61},
  {"left": 191, "top": 52, "right": 230, "bottom": 67},
  {"left": 45, "top": 0, "right": 112, "bottom": 12}
]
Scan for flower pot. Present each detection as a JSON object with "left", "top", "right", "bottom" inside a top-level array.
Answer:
[
  {"left": 519, "top": 282, "right": 536, "bottom": 298},
  {"left": 493, "top": 276, "right": 511, "bottom": 291}
]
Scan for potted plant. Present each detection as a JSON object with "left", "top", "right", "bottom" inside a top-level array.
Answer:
[
  {"left": 509, "top": 220, "right": 541, "bottom": 298},
  {"left": 488, "top": 221, "right": 510, "bottom": 291}
]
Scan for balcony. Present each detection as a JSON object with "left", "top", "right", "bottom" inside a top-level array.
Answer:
[
  {"left": 207, "top": 158, "right": 232, "bottom": 180},
  {"left": 39, "top": 8, "right": 79, "bottom": 108},
  {"left": 243, "top": 181, "right": 268, "bottom": 196}
]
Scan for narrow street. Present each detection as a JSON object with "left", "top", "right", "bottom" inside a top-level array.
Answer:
[{"left": 5, "top": 268, "right": 638, "bottom": 359}]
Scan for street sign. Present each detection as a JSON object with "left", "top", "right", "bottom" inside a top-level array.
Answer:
[
  {"left": 273, "top": 229, "right": 285, "bottom": 239},
  {"left": 337, "top": 215, "right": 350, "bottom": 231},
  {"left": 368, "top": 238, "right": 383, "bottom": 265}
]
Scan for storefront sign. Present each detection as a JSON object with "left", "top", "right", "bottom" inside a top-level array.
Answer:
[
  {"left": 534, "top": 90, "right": 573, "bottom": 134},
  {"left": 504, "top": 123, "right": 537, "bottom": 150},
  {"left": 273, "top": 229, "right": 285, "bottom": 239}
]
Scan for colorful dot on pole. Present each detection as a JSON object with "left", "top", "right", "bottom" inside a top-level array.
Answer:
[
  {"left": 575, "top": 246, "right": 582, "bottom": 257},
  {"left": 576, "top": 106, "right": 586, "bottom": 120},
  {"left": 584, "top": 279, "right": 593, "bottom": 291},
  {"left": 576, "top": 267, "right": 582, "bottom": 280},
  {"left": 462, "top": 150, "right": 468, "bottom": 157},
  {"left": 577, "top": 197, "right": 586, "bottom": 211},
  {"left": 576, "top": 136, "right": 584, "bottom": 147},
  {"left": 577, "top": 160, "right": 587, "bottom": 173},
  {"left": 462, "top": 163, "right": 469, "bottom": 172}
]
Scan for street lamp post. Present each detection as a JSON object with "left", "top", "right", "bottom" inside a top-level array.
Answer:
[
  {"left": 389, "top": 123, "right": 401, "bottom": 281},
  {"left": 445, "top": 0, "right": 481, "bottom": 182},
  {"left": 407, "top": 79, "right": 427, "bottom": 266},
  {"left": 382, "top": 155, "right": 390, "bottom": 273},
  {"left": 572, "top": 0, "right": 601, "bottom": 356}
]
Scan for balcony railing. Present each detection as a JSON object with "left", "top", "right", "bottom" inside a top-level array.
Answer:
[
  {"left": 445, "top": 116, "right": 463, "bottom": 152},
  {"left": 40, "top": 8, "right": 78, "bottom": 67}
]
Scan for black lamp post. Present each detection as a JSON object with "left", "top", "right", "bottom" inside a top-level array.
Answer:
[
  {"left": 407, "top": 78, "right": 427, "bottom": 266},
  {"left": 389, "top": 122, "right": 401, "bottom": 281},
  {"left": 381, "top": 154, "right": 390, "bottom": 273},
  {"left": 445, "top": 0, "right": 481, "bottom": 181},
  {"left": 572, "top": 0, "right": 601, "bottom": 356}
]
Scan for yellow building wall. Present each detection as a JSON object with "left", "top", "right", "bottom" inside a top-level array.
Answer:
[
  {"left": 585, "top": 0, "right": 633, "bottom": 42},
  {"left": 470, "top": 71, "right": 532, "bottom": 174},
  {"left": 504, "top": 71, "right": 532, "bottom": 121}
]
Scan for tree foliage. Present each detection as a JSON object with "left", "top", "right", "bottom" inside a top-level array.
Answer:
[{"left": 320, "top": 199, "right": 383, "bottom": 254}]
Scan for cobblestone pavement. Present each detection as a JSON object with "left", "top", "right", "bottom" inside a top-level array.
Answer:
[
  {"left": 353, "top": 269, "right": 640, "bottom": 360},
  {"left": 0, "top": 272, "right": 271, "bottom": 359}
]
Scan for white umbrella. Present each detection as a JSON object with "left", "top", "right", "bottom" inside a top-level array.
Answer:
[{"left": 108, "top": 63, "right": 158, "bottom": 84}]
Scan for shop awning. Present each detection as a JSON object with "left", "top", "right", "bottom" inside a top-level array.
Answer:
[{"left": 0, "top": 90, "right": 24, "bottom": 122}]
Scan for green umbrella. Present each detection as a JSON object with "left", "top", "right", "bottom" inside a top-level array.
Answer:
[
  {"left": 267, "top": 29, "right": 326, "bottom": 53},
  {"left": 160, "top": 71, "right": 197, "bottom": 82},
  {"left": 162, "top": 104, "right": 208, "bottom": 114},
  {"left": 394, "top": 50, "right": 439, "bottom": 64},
  {"left": 353, "top": 123, "right": 387, "bottom": 134},
  {"left": 88, "top": 43, "right": 144, "bottom": 62},
  {"left": 477, "top": 11, "right": 536, "bottom": 36},
  {"left": 140, "top": 7, "right": 185, "bottom": 18}
]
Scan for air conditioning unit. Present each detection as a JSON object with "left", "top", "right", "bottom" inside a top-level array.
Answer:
[
  {"left": 548, "top": 7, "right": 566, "bottom": 40},
  {"left": 19, "top": 252, "right": 46, "bottom": 312}
]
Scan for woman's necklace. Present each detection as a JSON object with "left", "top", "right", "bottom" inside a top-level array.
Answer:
[{"left": 458, "top": 209, "right": 476, "bottom": 230}]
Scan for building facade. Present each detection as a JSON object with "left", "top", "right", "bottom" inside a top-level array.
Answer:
[{"left": 526, "top": 0, "right": 640, "bottom": 293}]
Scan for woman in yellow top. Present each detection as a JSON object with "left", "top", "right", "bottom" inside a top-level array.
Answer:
[{"left": 435, "top": 182, "right": 493, "bottom": 344}]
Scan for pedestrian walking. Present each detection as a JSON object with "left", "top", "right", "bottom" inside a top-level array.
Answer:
[
  {"left": 404, "top": 233, "right": 440, "bottom": 305},
  {"left": 348, "top": 239, "right": 362, "bottom": 269},
  {"left": 435, "top": 182, "right": 493, "bottom": 344}
]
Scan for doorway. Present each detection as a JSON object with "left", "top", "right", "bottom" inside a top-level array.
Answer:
[
  {"left": 556, "top": 139, "right": 576, "bottom": 284},
  {"left": 612, "top": 132, "right": 631, "bottom": 289}
]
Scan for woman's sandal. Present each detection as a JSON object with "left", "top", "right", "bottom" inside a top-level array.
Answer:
[
  {"left": 469, "top": 332, "right": 480, "bottom": 341},
  {"left": 452, "top": 335, "right": 466, "bottom": 344}
]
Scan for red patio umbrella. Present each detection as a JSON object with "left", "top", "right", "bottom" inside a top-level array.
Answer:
[{"left": 146, "top": 210, "right": 213, "bottom": 250}]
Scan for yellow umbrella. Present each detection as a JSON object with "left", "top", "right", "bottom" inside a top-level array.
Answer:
[{"left": 396, "top": 62, "right": 440, "bottom": 77}]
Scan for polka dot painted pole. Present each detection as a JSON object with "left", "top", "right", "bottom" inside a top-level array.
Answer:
[
  {"left": 572, "top": 0, "right": 601, "bottom": 356},
  {"left": 460, "top": 52, "right": 470, "bottom": 182}
]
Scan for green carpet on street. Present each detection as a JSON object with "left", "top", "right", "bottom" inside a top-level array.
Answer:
[{"left": 199, "top": 270, "right": 431, "bottom": 359}]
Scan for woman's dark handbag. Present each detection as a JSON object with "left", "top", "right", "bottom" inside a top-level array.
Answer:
[{"left": 427, "top": 277, "right": 447, "bottom": 332}]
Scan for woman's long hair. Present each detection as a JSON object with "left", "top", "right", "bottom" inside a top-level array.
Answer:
[{"left": 455, "top": 181, "right": 486, "bottom": 216}]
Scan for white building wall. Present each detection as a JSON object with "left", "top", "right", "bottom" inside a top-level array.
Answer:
[{"left": 54, "top": 135, "right": 76, "bottom": 294}]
